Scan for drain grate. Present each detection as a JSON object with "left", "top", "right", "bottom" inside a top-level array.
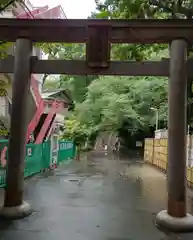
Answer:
[{"left": 68, "top": 179, "right": 79, "bottom": 182}]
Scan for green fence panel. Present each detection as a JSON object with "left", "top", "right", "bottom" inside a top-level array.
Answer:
[
  {"left": 0, "top": 140, "right": 8, "bottom": 187},
  {"left": 42, "top": 140, "right": 51, "bottom": 169},
  {"left": 0, "top": 141, "right": 50, "bottom": 185},
  {"left": 0, "top": 139, "right": 74, "bottom": 188},
  {"left": 24, "top": 143, "right": 43, "bottom": 178},
  {"left": 58, "top": 140, "right": 75, "bottom": 164}
]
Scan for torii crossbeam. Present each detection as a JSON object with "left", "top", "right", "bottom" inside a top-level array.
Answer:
[
  {"left": 0, "top": 18, "right": 193, "bottom": 43},
  {"left": 1, "top": 57, "right": 193, "bottom": 77}
]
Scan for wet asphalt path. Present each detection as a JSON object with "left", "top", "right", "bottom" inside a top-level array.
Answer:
[{"left": 1, "top": 152, "right": 193, "bottom": 240}]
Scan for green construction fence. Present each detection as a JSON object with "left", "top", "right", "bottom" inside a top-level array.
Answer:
[
  {"left": 0, "top": 139, "right": 75, "bottom": 188},
  {"left": 58, "top": 140, "right": 76, "bottom": 164}
]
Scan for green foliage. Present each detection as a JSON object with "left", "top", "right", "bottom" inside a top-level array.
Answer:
[
  {"left": 73, "top": 76, "right": 168, "bottom": 133},
  {"left": 94, "top": 0, "right": 193, "bottom": 19},
  {"left": 59, "top": 75, "right": 97, "bottom": 103},
  {"left": 93, "top": 0, "right": 193, "bottom": 61},
  {"left": 45, "top": 0, "right": 193, "bottom": 148},
  {"left": 38, "top": 43, "right": 85, "bottom": 60},
  {"left": 42, "top": 42, "right": 97, "bottom": 103},
  {"left": 62, "top": 119, "right": 91, "bottom": 147},
  {"left": 42, "top": 77, "right": 60, "bottom": 91}
]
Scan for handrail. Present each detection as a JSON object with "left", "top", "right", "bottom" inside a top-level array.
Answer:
[
  {"left": 35, "top": 101, "right": 57, "bottom": 144},
  {"left": 35, "top": 101, "right": 63, "bottom": 144},
  {"left": 26, "top": 99, "right": 44, "bottom": 142}
]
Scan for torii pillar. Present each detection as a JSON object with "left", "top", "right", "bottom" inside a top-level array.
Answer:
[
  {"left": 0, "top": 39, "right": 32, "bottom": 219},
  {"left": 156, "top": 39, "right": 193, "bottom": 232}
]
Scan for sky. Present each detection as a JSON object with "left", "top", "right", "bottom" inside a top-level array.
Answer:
[{"left": 31, "top": 0, "right": 97, "bottom": 18}]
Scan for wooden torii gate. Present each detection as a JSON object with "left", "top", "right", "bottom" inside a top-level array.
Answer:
[{"left": 0, "top": 18, "right": 193, "bottom": 231}]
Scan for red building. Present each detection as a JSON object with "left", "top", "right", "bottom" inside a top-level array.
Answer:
[{"left": 0, "top": 1, "right": 71, "bottom": 144}]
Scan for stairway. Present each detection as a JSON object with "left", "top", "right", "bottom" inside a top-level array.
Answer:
[{"left": 35, "top": 101, "right": 63, "bottom": 144}]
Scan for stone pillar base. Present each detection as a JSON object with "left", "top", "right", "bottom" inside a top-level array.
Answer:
[
  {"left": 0, "top": 201, "right": 32, "bottom": 219},
  {"left": 156, "top": 210, "right": 193, "bottom": 233}
]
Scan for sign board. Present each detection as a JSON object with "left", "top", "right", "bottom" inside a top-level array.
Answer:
[
  {"left": 155, "top": 129, "right": 168, "bottom": 139},
  {"left": 136, "top": 141, "right": 142, "bottom": 147},
  {"left": 27, "top": 147, "right": 32, "bottom": 156},
  {"left": 60, "top": 142, "right": 73, "bottom": 150}
]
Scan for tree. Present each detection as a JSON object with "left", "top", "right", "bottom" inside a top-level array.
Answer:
[
  {"left": 92, "top": 0, "right": 193, "bottom": 61},
  {"left": 59, "top": 75, "right": 96, "bottom": 103},
  {"left": 62, "top": 119, "right": 90, "bottom": 145},
  {"left": 45, "top": 1, "right": 192, "bottom": 150},
  {"left": 40, "top": 43, "right": 86, "bottom": 85},
  {"left": 59, "top": 2, "right": 170, "bottom": 147},
  {"left": 94, "top": 0, "right": 193, "bottom": 19},
  {"left": 42, "top": 76, "right": 60, "bottom": 91},
  {"left": 42, "top": 43, "right": 98, "bottom": 103},
  {"left": 73, "top": 76, "right": 168, "bottom": 135},
  {"left": 62, "top": 119, "right": 92, "bottom": 159}
]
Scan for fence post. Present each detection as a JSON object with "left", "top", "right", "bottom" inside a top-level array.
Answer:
[{"left": 152, "top": 138, "right": 155, "bottom": 165}]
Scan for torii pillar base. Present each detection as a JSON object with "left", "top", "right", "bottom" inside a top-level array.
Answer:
[
  {"left": 156, "top": 210, "right": 193, "bottom": 233},
  {"left": 0, "top": 201, "right": 32, "bottom": 220}
]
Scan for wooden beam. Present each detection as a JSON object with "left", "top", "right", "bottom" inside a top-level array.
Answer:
[
  {"left": 0, "top": 57, "right": 170, "bottom": 76},
  {"left": 0, "top": 19, "right": 193, "bottom": 43},
  {"left": 86, "top": 25, "right": 110, "bottom": 68},
  {"left": 32, "top": 59, "right": 171, "bottom": 76},
  {"left": 1, "top": 57, "right": 193, "bottom": 77}
]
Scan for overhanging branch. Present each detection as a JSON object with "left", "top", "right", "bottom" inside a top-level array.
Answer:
[{"left": 149, "top": 0, "right": 193, "bottom": 18}]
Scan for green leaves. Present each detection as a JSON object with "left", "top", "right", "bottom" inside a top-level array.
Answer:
[
  {"left": 71, "top": 76, "right": 168, "bottom": 133},
  {"left": 62, "top": 119, "right": 92, "bottom": 146},
  {"left": 46, "top": 0, "right": 193, "bottom": 141},
  {"left": 93, "top": 0, "right": 193, "bottom": 63},
  {"left": 95, "top": 0, "right": 193, "bottom": 20}
]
